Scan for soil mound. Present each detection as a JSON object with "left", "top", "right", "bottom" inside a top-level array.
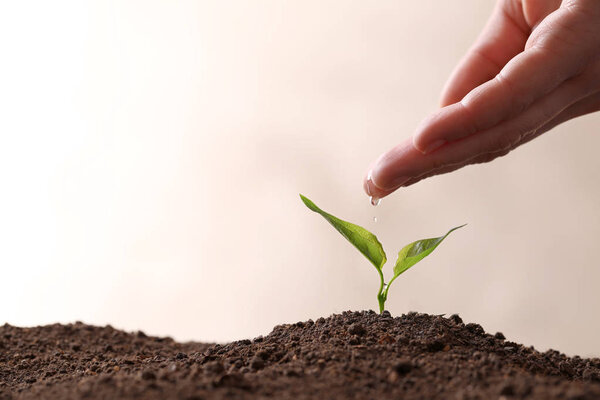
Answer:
[{"left": 2, "top": 311, "right": 600, "bottom": 399}]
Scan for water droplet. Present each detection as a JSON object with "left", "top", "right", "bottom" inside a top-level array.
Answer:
[
  {"left": 373, "top": 217, "right": 377, "bottom": 223},
  {"left": 369, "top": 196, "right": 381, "bottom": 206},
  {"left": 366, "top": 173, "right": 373, "bottom": 196}
]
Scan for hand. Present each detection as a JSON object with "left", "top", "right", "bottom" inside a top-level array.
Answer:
[{"left": 364, "top": 0, "right": 600, "bottom": 200}]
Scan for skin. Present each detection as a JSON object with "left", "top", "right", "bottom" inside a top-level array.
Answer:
[{"left": 364, "top": 0, "right": 600, "bottom": 199}]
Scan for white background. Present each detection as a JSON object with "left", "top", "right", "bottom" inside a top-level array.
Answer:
[{"left": 1, "top": 0, "right": 599, "bottom": 356}]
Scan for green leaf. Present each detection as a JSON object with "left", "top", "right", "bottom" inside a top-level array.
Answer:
[
  {"left": 392, "top": 224, "right": 466, "bottom": 279},
  {"left": 300, "top": 194, "right": 386, "bottom": 271}
]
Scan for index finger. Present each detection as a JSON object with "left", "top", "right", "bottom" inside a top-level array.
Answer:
[{"left": 413, "top": 7, "right": 592, "bottom": 154}]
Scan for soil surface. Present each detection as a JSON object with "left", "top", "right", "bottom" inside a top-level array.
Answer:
[{"left": 2, "top": 311, "right": 600, "bottom": 399}]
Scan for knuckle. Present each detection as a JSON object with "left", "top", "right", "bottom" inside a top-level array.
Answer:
[
  {"left": 455, "top": 101, "right": 481, "bottom": 137},
  {"left": 494, "top": 72, "right": 529, "bottom": 117}
]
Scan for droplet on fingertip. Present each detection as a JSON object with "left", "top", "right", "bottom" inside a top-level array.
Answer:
[
  {"left": 367, "top": 170, "right": 381, "bottom": 206},
  {"left": 366, "top": 171, "right": 373, "bottom": 196}
]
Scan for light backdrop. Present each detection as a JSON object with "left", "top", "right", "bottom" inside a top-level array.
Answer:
[{"left": 1, "top": 0, "right": 599, "bottom": 357}]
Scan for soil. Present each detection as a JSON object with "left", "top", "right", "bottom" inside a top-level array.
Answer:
[{"left": 1, "top": 311, "right": 600, "bottom": 400}]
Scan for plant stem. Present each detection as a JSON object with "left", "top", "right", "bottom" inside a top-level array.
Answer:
[
  {"left": 377, "top": 291, "right": 386, "bottom": 314},
  {"left": 376, "top": 268, "right": 386, "bottom": 313}
]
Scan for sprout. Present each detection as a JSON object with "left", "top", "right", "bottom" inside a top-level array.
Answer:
[{"left": 300, "top": 194, "right": 465, "bottom": 313}]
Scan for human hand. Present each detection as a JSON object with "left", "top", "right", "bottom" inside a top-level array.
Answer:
[{"left": 364, "top": 0, "right": 600, "bottom": 200}]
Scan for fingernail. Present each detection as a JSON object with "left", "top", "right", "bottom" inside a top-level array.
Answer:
[
  {"left": 365, "top": 170, "right": 379, "bottom": 195},
  {"left": 422, "top": 139, "right": 446, "bottom": 154}
]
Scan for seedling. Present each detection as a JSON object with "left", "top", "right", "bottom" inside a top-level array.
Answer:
[{"left": 300, "top": 194, "right": 465, "bottom": 313}]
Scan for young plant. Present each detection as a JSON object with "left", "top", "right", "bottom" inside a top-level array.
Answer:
[{"left": 300, "top": 194, "right": 465, "bottom": 313}]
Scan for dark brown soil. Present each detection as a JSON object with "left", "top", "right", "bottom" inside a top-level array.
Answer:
[{"left": 2, "top": 311, "right": 600, "bottom": 399}]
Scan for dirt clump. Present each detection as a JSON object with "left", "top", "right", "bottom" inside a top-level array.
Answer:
[{"left": 1, "top": 311, "right": 600, "bottom": 399}]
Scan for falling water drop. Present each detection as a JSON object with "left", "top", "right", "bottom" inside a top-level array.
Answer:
[
  {"left": 373, "top": 216, "right": 377, "bottom": 223},
  {"left": 369, "top": 196, "right": 381, "bottom": 206}
]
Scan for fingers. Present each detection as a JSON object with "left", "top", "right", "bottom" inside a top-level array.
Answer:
[
  {"left": 414, "top": 6, "right": 593, "bottom": 155},
  {"left": 435, "top": 89, "right": 600, "bottom": 183},
  {"left": 363, "top": 1, "right": 600, "bottom": 199},
  {"left": 371, "top": 90, "right": 600, "bottom": 192},
  {"left": 521, "top": 0, "right": 562, "bottom": 30},
  {"left": 364, "top": 134, "right": 511, "bottom": 199},
  {"left": 396, "top": 147, "right": 512, "bottom": 189},
  {"left": 415, "top": 49, "right": 580, "bottom": 154},
  {"left": 440, "top": 0, "right": 530, "bottom": 107},
  {"left": 364, "top": 138, "right": 417, "bottom": 200},
  {"left": 364, "top": 66, "right": 600, "bottom": 198}
]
